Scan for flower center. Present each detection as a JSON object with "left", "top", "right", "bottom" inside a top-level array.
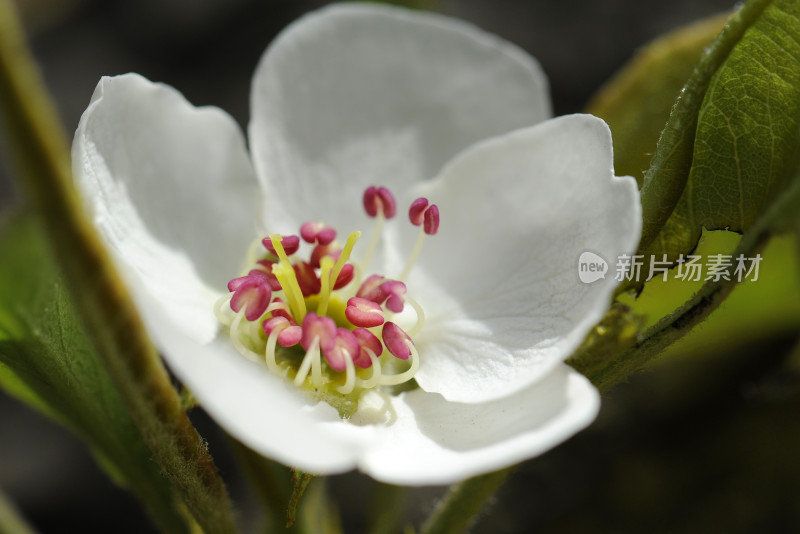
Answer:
[{"left": 214, "top": 186, "right": 439, "bottom": 417}]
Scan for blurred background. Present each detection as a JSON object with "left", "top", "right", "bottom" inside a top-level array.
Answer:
[{"left": 2, "top": 0, "right": 799, "bottom": 532}]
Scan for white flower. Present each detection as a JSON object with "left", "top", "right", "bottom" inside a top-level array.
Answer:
[{"left": 72, "top": 3, "right": 640, "bottom": 485}]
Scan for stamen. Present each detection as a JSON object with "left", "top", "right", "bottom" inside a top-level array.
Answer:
[
  {"left": 336, "top": 350, "right": 356, "bottom": 394},
  {"left": 294, "top": 261, "right": 321, "bottom": 296},
  {"left": 399, "top": 226, "right": 426, "bottom": 282},
  {"left": 354, "top": 347, "right": 382, "bottom": 389},
  {"left": 214, "top": 294, "right": 234, "bottom": 326},
  {"left": 345, "top": 297, "right": 385, "bottom": 328},
  {"left": 382, "top": 322, "right": 414, "bottom": 360},
  {"left": 263, "top": 316, "right": 301, "bottom": 347},
  {"left": 262, "top": 317, "right": 287, "bottom": 374},
  {"left": 228, "top": 272, "right": 272, "bottom": 321},
  {"left": 363, "top": 186, "right": 397, "bottom": 219},
  {"left": 230, "top": 309, "right": 265, "bottom": 364},
  {"left": 263, "top": 234, "right": 300, "bottom": 256},
  {"left": 408, "top": 198, "right": 429, "bottom": 225},
  {"left": 360, "top": 212, "right": 384, "bottom": 277},
  {"left": 352, "top": 328, "right": 382, "bottom": 368},
  {"left": 294, "top": 336, "right": 321, "bottom": 387},
  {"left": 300, "top": 313, "right": 336, "bottom": 386},
  {"left": 423, "top": 204, "right": 440, "bottom": 235},
  {"left": 379, "top": 340, "right": 420, "bottom": 386},
  {"left": 399, "top": 198, "right": 439, "bottom": 281},
  {"left": 300, "top": 221, "right": 336, "bottom": 245},
  {"left": 265, "top": 298, "right": 292, "bottom": 320}
]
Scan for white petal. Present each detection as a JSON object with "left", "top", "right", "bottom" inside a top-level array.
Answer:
[
  {"left": 72, "top": 73, "right": 260, "bottom": 343},
  {"left": 249, "top": 3, "right": 550, "bottom": 235},
  {"left": 353, "top": 364, "right": 599, "bottom": 485},
  {"left": 407, "top": 115, "right": 641, "bottom": 403},
  {"left": 143, "top": 297, "right": 366, "bottom": 473}
]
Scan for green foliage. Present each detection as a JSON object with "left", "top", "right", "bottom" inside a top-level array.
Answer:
[
  {"left": 648, "top": 0, "right": 800, "bottom": 258},
  {"left": 636, "top": 0, "right": 773, "bottom": 254},
  {"left": 574, "top": 0, "right": 800, "bottom": 390},
  {"left": 0, "top": 214, "right": 191, "bottom": 534}
]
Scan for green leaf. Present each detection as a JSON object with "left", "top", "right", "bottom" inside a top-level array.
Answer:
[
  {"left": 0, "top": 213, "right": 191, "bottom": 534},
  {"left": 587, "top": 12, "right": 730, "bottom": 186},
  {"left": 648, "top": 0, "right": 800, "bottom": 258},
  {"left": 633, "top": 0, "right": 773, "bottom": 254}
]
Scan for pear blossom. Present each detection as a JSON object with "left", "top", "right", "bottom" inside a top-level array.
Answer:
[{"left": 71, "top": 3, "right": 640, "bottom": 485}]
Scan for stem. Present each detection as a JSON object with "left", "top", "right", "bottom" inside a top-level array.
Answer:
[
  {"left": 287, "top": 470, "right": 315, "bottom": 528},
  {"left": 420, "top": 468, "right": 512, "bottom": 534},
  {"left": 0, "top": 1, "right": 237, "bottom": 532}
]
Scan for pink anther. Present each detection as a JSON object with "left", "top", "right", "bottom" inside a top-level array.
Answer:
[
  {"left": 333, "top": 263, "right": 355, "bottom": 290},
  {"left": 293, "top": 261, "right": 321, "bottom": 296},
  {"left": 423, "top": 204, "right": 439, "bottom": 235},
  {"left": 380, "top": 280, "right": 407, "bottom": 313},
  {"left": 409, "top": 197, "right": 439, "bottom": 235},
  {"left": 345, "top": 297, "right": 385, "bottom": 328},
  {"left": 253, "top": 260, "right": 283, "bottom": 291},
  {"left": 263, "top": 316, "right": 302, "bottom": 347},
  {"left": 268, "top": 297, "right": 293, "bottom": 321},
  {"left": 300, "top": 221, "right": 337, "bottom": 245},
  {"left": 356, "top": 276, "right": 406, "bottom": 312},
  {"left": 227, "top": 272, "right": 272, "bottom": 321},
  {"left": 408, "top": 197, "right": 429, "bottom": 226},
  {"left": 310, "top": 244, "right": 340, "bottom": 268},
  {"left": 356, "top": 274, "right": 386, "bottom": 301},
  {"left": 363, "top": 186, "right": 397, "bottom": 219},
  {"left": 301, "top": 313, "right": 336, "bottom": 352},
  {"left": 323, "top": 328, "right": 360, "bottom": 372},
  {"left": 262, "top": 234, "right": 300, "bottom": 256},
  {"left": 382, "top": 322, "right": 413, "bottom": 360},
  {"left": 352, "top": 328, "right": 381, "bottom": 368}
]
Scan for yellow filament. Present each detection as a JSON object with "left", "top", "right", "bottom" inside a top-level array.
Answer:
[
  {"left": 316, "top": 256, "right": 335, "bottom": 316},
  {"left": 399, "top": 227, "right": 426, "bottom": 282}
]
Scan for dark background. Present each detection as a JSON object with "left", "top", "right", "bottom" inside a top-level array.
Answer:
[{"left": 4, "top": 1, "right": 799, "bottom": 533}]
